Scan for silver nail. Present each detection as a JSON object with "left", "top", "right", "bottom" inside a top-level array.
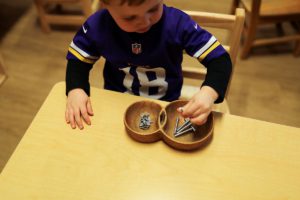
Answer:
[
  {"left": 175, "top": 126, "right": 195, "bottom": 137},
  {"left": 173, "top": 117, "right": 179, "bottom": 135},
  {"left": 176, "top": 119, "right": 191, "bottom": 132}
]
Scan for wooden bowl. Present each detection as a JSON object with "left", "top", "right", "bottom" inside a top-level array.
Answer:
[
  {"left": 124, "top": 100, "right": 163, "bottom": 143},
  {"left": 161, "top": 100, "right": 214, "bottom": 151},
  {"left": 124, "top": 100, "right": 214, "bottom": 151}
]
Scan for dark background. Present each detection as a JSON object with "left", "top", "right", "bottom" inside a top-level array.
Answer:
[{"left": 0, "top": 0, "right": 32, "bottom": 40}]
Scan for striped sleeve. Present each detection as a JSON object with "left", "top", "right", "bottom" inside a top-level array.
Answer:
[
  {"left": 192, "top": 36, "right": 221, "bottom": 62},
  {"left": 68, "top": 41, "right": 99, "bottom": 64},
  {"left": 66, "top": 22, "right": 100, "bottom": 64}
]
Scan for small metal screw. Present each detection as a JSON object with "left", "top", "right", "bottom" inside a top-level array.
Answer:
[{"left": 139, "top": 112, "right": 152, "bottom": 130}]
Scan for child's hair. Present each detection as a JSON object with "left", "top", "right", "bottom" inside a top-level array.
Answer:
[{"left": 101, "top": 0, "right": 147, "bottom": 6}]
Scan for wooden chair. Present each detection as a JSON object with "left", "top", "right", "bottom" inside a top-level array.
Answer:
[
  {"left": 0, "top": 52, "right": 7, "bottom": 86},
  {"left": 34, "top": 0, "right": 99, "bottom": 33},
  {"left": 231, "top": 0, "right": 300, "bottom": 59},
  {"left": 180, "top": 8, "right": 245, "bottom": 113}
]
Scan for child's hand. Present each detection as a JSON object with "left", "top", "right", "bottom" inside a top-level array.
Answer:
[
  {"left": 177, "top": 86, "right": 218, "bottom": 125},
  {"left": 65, "top": 88, "right": 94, "bottom": 129}
]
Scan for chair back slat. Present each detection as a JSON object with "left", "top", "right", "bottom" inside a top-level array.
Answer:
[{"left": 185, "top": 11, "right": 236, "bottom": 30}]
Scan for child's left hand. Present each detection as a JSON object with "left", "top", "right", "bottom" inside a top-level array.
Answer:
[{"left": 177, "top": 86, "right": 218, "bottom": 125}]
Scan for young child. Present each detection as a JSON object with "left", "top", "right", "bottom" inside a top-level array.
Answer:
[{"left": 65, "top": 0, "right": 232, "bottom": 129}]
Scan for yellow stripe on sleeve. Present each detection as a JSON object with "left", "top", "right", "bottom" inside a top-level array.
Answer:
[
  {"left": 68, "top": 47, "right": 95, "bottom": 64},
  {"left": 198, "top": 41, "right": 220, "bottom": 62}
]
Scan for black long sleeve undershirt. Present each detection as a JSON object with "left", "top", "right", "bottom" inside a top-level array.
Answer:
[
  {"left": 202, "top": 53, "right": 232, "bottom": 103},
  {"left": 65, "top": 53, "right": 232, "bottom": 103},
  {"left": 65, "top": 59, "right": 93, "bottom": 96}
]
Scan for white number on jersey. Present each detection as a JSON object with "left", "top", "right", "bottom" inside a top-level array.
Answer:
[{"left": 120, "top": 66, "right": 168, "bottom": 99}]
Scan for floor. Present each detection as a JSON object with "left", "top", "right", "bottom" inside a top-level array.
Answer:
[{"left": 0, "top": 0, "right": 299, "bottom": 172}]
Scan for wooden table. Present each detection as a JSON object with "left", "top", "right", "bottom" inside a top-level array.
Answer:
[{"left": 0, "top": 82, "right": 300, "bottom": 199}]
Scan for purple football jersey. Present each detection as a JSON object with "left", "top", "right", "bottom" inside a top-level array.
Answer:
[{"left": 67, "top": 5, "right": 226, "bottom": 101}]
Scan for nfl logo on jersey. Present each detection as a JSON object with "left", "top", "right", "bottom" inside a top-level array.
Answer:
[{"left": 132, "top": 43, "right": 142, "bottom": 54}]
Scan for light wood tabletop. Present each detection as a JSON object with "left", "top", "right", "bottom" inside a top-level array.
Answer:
[{"left": 0, "top": 82, "right": 300, "bottom": 200}]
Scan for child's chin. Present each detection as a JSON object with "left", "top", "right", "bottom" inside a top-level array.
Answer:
[{"left": 135, "top": 26, "right": 151, "bottom": 33}]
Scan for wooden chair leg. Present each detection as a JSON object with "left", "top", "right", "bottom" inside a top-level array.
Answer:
[
  {"left": 0, "top": 53, "right": 7, "bottom": 86},
  {"left": 240, "top": 21, "right": 257, "bottom": 59},
  {"left": 230, "top": 0, "right": 240, "bottom": 14},
  {"left": 241, "top": 26, "right": 256, "bottom": 59},
  {"left": 294, "top": 40, "right": 300, "bottom": 56},
  {"left": 34, "top": 0, "right": 51, "bottom": 33},
  {"left": 240, "top": 0, "right": 261, "bottom": 59},
  {"left": 81, "top": 0, "right": 93, "bottom": 18}
]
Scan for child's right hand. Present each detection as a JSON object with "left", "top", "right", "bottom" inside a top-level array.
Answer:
[{"left": 65, "top": 88, "right": 94, "bottom": 129}]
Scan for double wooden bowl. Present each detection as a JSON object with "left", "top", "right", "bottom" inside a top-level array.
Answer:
[{"left": 124, "top": 100, "right": 214, "bottom": 151}]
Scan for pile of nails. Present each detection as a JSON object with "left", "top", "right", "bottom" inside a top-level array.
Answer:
[
  {"left": 173, "top": 117, "right": 196, "bottom": 137},
  {"left": 139, "top": 112, "right": 152, "bottom": 130}
]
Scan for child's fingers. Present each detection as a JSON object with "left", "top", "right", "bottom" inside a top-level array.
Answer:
[
  {"left": 190, "top": 113, "right": 208, "bottom": 125},
  {"left": 87, "top": 99, "right": 94, "bottom": 116},
  {"left": 68, "top": 110, "right": 76, "bottom": 129},
  {"left": 189, "top": 108, "right": 205, "bottom": 119},
  {"left": 177, "top": 100, "right": 195, "bottom": 118},
  {"left": 74, "top": 110, "right": 84, "bottom": 129},
  {"left": 177, "top": 107, "right": 184, "bottom": 113},
  {"left": 80, "top": 106, "right": 91, "bottom": 125},
  {"left": 81, "top": 113, "right": 91, "bottom": 125},
  {"left": 65, "top": 110, "right": 70, "bottom": 124}
]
